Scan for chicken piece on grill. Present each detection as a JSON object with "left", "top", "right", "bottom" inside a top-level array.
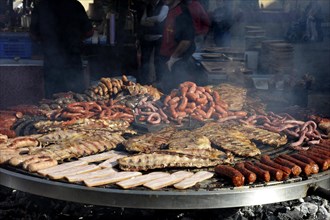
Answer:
[
  {"left": 234, "top": 125, "right": 287, "bottom": 147},
  {"left": 163, "top": 148, "right": 226, "bottom": 160},
  {"left": 194, "top": 123, "right": 261, "bottom": 157},
  {"left": 122, "top": 126, "right": 177, "bottom": 153},
  {"left": 168, "top": 130, "right": 211, "bottom": 150},
  {"left": 118, "top": 151, "right": 220, "bottom": 171},
  {"left": 212, "top": 83, "right": 247, "bottom": 111}
]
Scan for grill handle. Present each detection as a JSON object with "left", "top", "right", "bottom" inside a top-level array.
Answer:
[{"left": 308, "top": 186, "right": 330, "bottom": 200}]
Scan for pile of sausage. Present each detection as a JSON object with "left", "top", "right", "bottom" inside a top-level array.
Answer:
[
  {"left": 51, "top": 100, "right": 134, "bottom": 123},
  {"left": 163, "top": 82, "right": 247, "bottom": 124},
  {"left": 134, "top": 97, "right": 169, "bottom": 125},
  {"left": 0, "top": 110, "right": 24, "bottom": 138},
  {"left": 215, "top": 142, "right": 330, "bottom": 187},
  {"left": 87, "top": 75, "right": 132, "bottom": 99},
  {"left": 240, "top": 112, "right": 325, "bottom": 150}
]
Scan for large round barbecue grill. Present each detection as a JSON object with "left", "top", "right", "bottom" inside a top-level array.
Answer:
[
  {"left": 1, "top": 141, "right": 329, "bottom": 209},
  {"left": 1, "top": 75, "right": 330, "bottom": 210}
]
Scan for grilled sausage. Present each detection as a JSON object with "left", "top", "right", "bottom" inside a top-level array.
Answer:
[
  {"left": 260, "top": 155, "right": 292, "bottom": 178},
  {"left": 177, "top": 97, "right": 188, "bottom": 111},
  {"left": 274, "top": 157, "right": 302, "bottom": 177},
  {"left": 309, "top": 147, "right": 330, "bottom": 157},
  {"left": 278, "top": 154, "right": 312, "bottom": 176},
  {"left": 290, "top": 154, "right": 319, "bottom": 174},
  {"left": 234, "top": 162, "right": 257, "bottom": 184},
  {"left": 180, "top": 86, "right": 189, "bottom": 97},
  {"left": 313, "top": 144, "right": 330, "bottom": 152},
  {"left": 163, "top": 95, "right": 172, "bottom": 106},
  {"left": 299, "top": 151, "right": 329, "bottom": 171},
  {"left": 254, "top": 161, "right": 283, "bottom": 181},
  {"left": 244, "top": 161, "right": 270, "bottom": 182},
  {"left": 0, "top": 128, "right": 16, "bottom": 138},
  {"left": 215, "top": 165, "right": 245, "bottom": 187},
  {"left": 168, "top": 97, "right": 180, "bottom": 105},
  {"left": 186, "top": 93, "right": 198, "bottom": 102}
]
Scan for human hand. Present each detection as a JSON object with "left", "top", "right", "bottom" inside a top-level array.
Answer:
[{"left": 166, "top": 56, "right": 181, "bottom": 72}]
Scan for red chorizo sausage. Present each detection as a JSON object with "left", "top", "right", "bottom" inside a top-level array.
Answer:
[
  {"left": 299, "top": 151, "right": 329, "bottom": 171},
  {"left": 180, "top": 86, "right": 189, "bottom": 97},
  {"left": 234, "top": 162, "right": 257, "bottom": 184},
  {"left": 278, "top": 154, "right": 312, "bottom": 176},
  {"left": 234, "top": 111, "right": 248, "bottom": 117},
  {"left": 177, "top": 97, "right": 188, "bottom": 112},
  {"left": 205, "top": 107, "right": 215, "bottom": 119},
  {"left": 244, "top": 161, "right": 270, "bottom": 182},
  {"left": 215, "top": 165, "right": 245, "bottom": 187},
  {"left": 194, "top": 109, "right": 207, "bottom": 118},
  {"left": 291, "top": 154, "right": 319, "bottom": 174},
  {"left": 204, "top": 92, "right": 214, "bottom": 102},
  {"left": 254, "top": 161, "right": 283, "bottom": 181},
  {"left": 305, "top": 151, "right": 330, "bottom": 162},
  {"left": 215, "top": 105, "right": 227, "bottom": 114},
  {"left": 190, "top": 114, "right": 204, "bottom": 122},
  {"left": 196, "top": 94, "right": 208, "bottom": 105},
  {"left": 313, "top": 144, "right": 330, "bottom": 152},
  {"left": 260, "top": 155, "right": 291, "bottom": 179},
  {"left": 212, "top": 91, "right": 221, "bottom": 104},
  {"left": 188, "top": 84, "right": 197, "bottom": 93},
  {"left": 163, "top": 95, "right": 172, "bottom": 106},
  {"left": 168, "top": 97, "right": 180, "bottom": 105},
  {"left": 186, "top": 93, "right": 198, "bottom": 102},
  {"left": 169, "top": 106, "right": 178, "bottom": 118},
  {"left": 196, "top": 86, "right": 205, "bottom": 93},
  {"left": 180, "top": 81, "right": 196, "bottom": 88},
  {"left": 186, "top": 102, "right": 196, "bottom": 109},
  {"left": 274, "top": 157, "right": 302, "bottom": 177},
  {"left": 309, "top": 147, "right": 330, "bottom": 157},
  {"left": 0, "top": 128, "right": 16, "bottom": 138}
]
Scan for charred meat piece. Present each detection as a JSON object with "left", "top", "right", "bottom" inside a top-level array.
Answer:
[
  {"left": 234, "top": 125, "right": 287, "bottom": 147},
  {"left": 118, "top": 151, "right": 220, "bottom": 171},
  {"left": 122, "top": 126, "right": 177, "bottom": 153}
]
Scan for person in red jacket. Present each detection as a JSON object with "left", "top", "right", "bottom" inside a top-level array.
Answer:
[
  {"left": 187, "top": 0, "right": 210, "bottom": 51},
  {"left": 158, "top": 0, "right": 196, "bottom": 93}
]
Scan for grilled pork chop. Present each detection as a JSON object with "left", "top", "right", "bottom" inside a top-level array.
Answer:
[
  {"left": 122, "top": 126, "right": 177, "bottom": 153},
  {"left": 194, "top": 123, "right": 261, "bottom": 157},
  {"left": 234, "top": 125, "right": 287, "bottom": 147},
  {"left": 168, "top": 130, "right": 211, "bottom": 149}
]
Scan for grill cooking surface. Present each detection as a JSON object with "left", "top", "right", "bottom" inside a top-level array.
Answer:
[{"left": 1, "top": 140, "right": 329, "bottom": 209}]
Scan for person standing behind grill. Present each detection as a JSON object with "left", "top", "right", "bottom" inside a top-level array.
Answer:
[
  {"left": 137, "top": 0, "right": 169, "bottom": 85},
  {"left": 187, "top": 0, "right": 210, "bottom": 51},
  {"left": 211, "top": 0, "right": 233, "bottom": 47},
  {"left": 30, "top": 0, "right": 93, "bottom": 98},
  {"left": 158, "top": 0, "right": 195, "bottom": 93}
]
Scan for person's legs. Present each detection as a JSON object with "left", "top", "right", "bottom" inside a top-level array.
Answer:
[{"left": 63, "top": 54, "right": 84, "bottom": 94}]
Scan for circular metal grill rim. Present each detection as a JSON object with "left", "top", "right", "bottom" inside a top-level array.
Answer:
[{"left": 1, "top": 167, "right": 329, "bottom": 209}]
